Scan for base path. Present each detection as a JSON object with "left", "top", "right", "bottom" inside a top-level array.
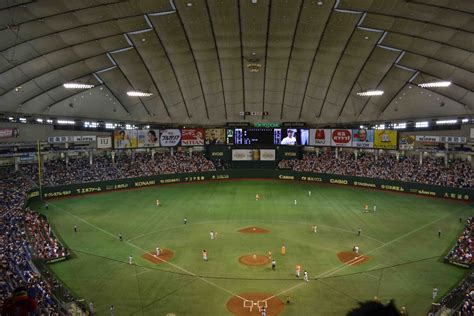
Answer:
[
  {"left": 227, "top": 292, "right": 285, "bottom": 316},
  {"left": 337, "top": 251, "right": 370, "bottom": 265},
  {"left": 238, "top": 227, "right": 270, "bottom": 234},
  {"left": 142, "top": 249, "right": 175, "bottom": 264}
]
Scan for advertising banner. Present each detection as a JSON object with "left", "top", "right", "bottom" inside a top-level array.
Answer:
[
  {"left": 97, "top": 136, "right": 112, "bottom": 149},
  {"left": 113, "top": 130, "right": 138, "bottom": 149},
  {"left": 374, "top": 130, "right": 397, "bottom": 149},
  {"left": 232, "top": 149, "right": 254, "bottom": 161},
  {"left": 330, "top": 129, "right": 352, "bottom": 147},
  {"left": 0, "top": 128, "right": 19, "bottom": 138},
  {"left": 352, "top": 129, "right": 374, "bottom": 148},
  {"left": 399, "top": 135, "right": 415, "bottom": 150},
  {"left": 159, "top": 129, "right": 181, "bottom": 147},
  {"left": 309, "top": 129, "right": 331, "bottom": 146},
  {"left": 181, "top": 128, "right": 205, "bottom": 146},
  {"left": 48, "top": 135, "right": 97, "bottom": 143},
  {"left": 415, "top": 135, "right": 439, "bottom": 145},
  {"left": 260, "top": 149, "right": 276, "bottom": 161},
  {"left": 137, "top": 130, "right": 160, "bottom": 147},
  {"left": 205, "top": 128, "right": 226, "bottom": 145},
  {"left": 439, "top": 136, "right": 466, "bottom": 144}
]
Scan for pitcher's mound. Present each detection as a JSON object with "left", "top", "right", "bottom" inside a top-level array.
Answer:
[
  {"left": 337, "top": 251, "right": 370, "bottom": 265},
  {"left": 239, "top": 254, "right": 270, "bottom": 266},
  {"left": 142, "top": 249, "right": 174, "bottom": 264},
  {"left": 238, "top": 227, "right": 270, "bottom": 234},
  {"left": 227, "top": 292, "right": 285, "bottom": 316}
]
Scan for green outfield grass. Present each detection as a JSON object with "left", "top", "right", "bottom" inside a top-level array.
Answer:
[{"left": 32, "top": 180, "right": 473, "bottom": 315}]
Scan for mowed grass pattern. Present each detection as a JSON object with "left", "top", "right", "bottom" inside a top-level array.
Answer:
[{"left": 33, "top": 180, "right": 473, "bottom": 315}]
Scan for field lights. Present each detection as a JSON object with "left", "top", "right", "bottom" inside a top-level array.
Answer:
[
  {"left": 418, "top": 81, "right": 451, "bottom": 88},
  {"left": 63, "top": 83, "right": 95, "bottom": 89},
  {"left": 356, "top": 90, "right": 384, "bottom": 96},
  {"left": 127, "top": 91, "right": 153, "bottom": 97}
]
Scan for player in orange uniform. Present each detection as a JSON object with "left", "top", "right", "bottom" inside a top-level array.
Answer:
[
  {"left": 281, "top": 245, "right": 286, "bottom": 255},
  {"left": 295, "top": 264, "right": 301, "bottom": 277}
]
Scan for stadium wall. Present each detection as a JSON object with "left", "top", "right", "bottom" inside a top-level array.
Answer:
[{"left": 25, "top": 170, "right": 473, "bottom": 202}]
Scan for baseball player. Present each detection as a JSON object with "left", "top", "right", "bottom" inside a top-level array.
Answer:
[
  {"left": 156, "top": 246, "right": 161, "bottom": 257},
  {"left": 353, "top": 246, "right": 359, "bottom": 254},
  {"left": 256, "top": 194, "right": 260, "bottom": 201},
  {"left": 294, "top": 199, "right": 297, "bottom": 205},
  {"left": 303, "top": 270, "right": 309, "bottom": 282},
  {"left": 202, "top": 249, "right": 208, "bottom": 261},
  {"left": 432, "top": 287, "right": 438, "bottom": 300},
  {"left": 272, "top": 259, "right": 276, "bottom": 270},
  {"left": 156, "top": 199, "right": 161, "bottom": 207},
  {"left": 210, "top": 231, "right": 214, "bottom": 240},
  {"left": 128, "top": 255, "right": 133, "bottom": 265},
  {"left": 295, "top": 265, "right": 301, "bottom": 277},
  {"left": 313, "top": 225, "right": 318, "bottom": 233},
  {"left": 281, "top": 245, "right": 286, "bottom": 255}
]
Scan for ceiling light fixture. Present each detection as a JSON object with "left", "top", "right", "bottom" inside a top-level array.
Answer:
[
  {"left": 356, "top": 90, "right": 384, "bottom": 96},
  {"left": 418, "top": 81, "right": 451, "bottom": 88},
  {"left": 127, "top": 91, "right": 153, "bottom": 97},
  {"left": 63, "top": 83, "right": 94, "bottom": 89}
]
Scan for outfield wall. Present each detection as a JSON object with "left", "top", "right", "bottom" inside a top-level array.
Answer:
[{"left": 25, "top": 170, "right": 473, "bottom": 203}]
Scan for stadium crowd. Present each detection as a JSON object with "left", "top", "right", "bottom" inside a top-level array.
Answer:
[
  {"left": 445, "top": 217, "right": 474, "bottom": 266},
  {"left": 0, "top": 169, "right": 68, "bottom": 314},
  {"left": 21, "top": 152, "right": 216, "bottom": 186},
  {"left": 279, "top": 151, "right": 472, "bottom": 188},
  {"left": 429, "top": 272, "right": 474, "bottom": 315}
]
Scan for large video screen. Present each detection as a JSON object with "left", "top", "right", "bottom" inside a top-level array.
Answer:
[{"left": 226, "top": 128, "right": 308, "bottom": 145}]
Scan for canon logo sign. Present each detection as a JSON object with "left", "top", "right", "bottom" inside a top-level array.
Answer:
[{"left": 332, "top": 129, "right": 351, "bottom": 143}]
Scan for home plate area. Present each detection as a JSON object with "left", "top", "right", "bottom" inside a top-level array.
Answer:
[{"left": 227, "top": 293, "right": 285, "bottom": 316}]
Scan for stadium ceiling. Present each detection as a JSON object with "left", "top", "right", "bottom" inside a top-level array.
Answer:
[{"left": 0, "top": 0, "right": 472, "bottom": 125}]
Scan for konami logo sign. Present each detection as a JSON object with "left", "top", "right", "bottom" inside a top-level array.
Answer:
[{"left": 332, "top": 129, "right": 351, "bottom": 143}]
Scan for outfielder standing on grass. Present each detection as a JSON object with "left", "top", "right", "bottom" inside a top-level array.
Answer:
[
  {"left": 128, "top": 255, "right": 133, "bottom": 265},
  {"left": 202, "top": 249, "right": 208, "bottom": 261},
  {"left": 295, "top": 264, "right": 301, "bottom": 277},
  {"left": 432, "top": 287, "right": 438, "bottom": 300},
  {"left": 272, "top": 259, "right": 276, "bottom": 270}
]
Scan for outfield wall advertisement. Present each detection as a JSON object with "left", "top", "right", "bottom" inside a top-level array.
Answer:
[
  {"left": 30, "top": 170, "right": 473, "bottom": 203},
  {"left": 331, "top": 129, "right": 352, "bottom": 147},
  {"left": 137, "top": 130, "right": 160, "bottom": 147},
  {"left": 181, "top": 128, "right": 205, "bottom": 146},
  {"left": 113, "top": 130, "right": 138, "bottom": 149},
  {"left": 160, "top": 129, "right": 181, "bottom": 147},
  {"left": 352, "top": 129, "right": 374, "bottom": 148},
  {"left": 374, "top": 130, "right": 397, "bottom": 149}
]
